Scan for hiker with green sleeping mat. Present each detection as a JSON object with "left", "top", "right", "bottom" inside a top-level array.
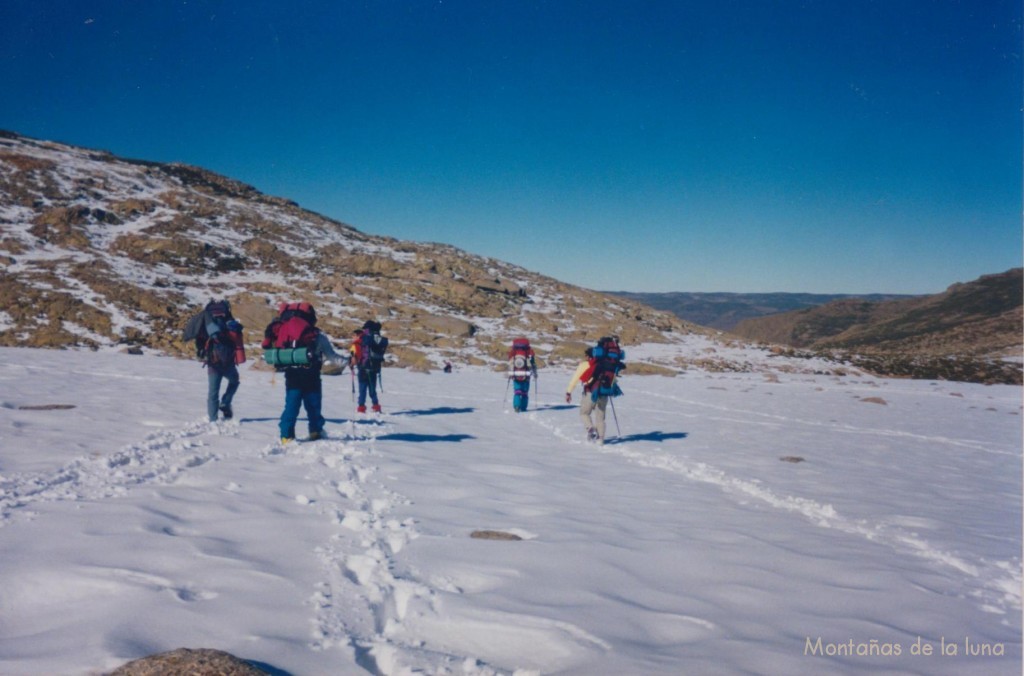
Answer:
[{"left": 262, "top": 302, "right": 346, "bottom": 444}]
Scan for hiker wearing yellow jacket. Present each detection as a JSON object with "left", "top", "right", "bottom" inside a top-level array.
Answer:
[{"left": 565, "top": 347, "right": 606, "bottom": 444}]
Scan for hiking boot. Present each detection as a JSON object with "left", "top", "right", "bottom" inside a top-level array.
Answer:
[
  {"left": 308, "top": 430, "right": 323, "bottom": 441},
  {"left": 371, "top": 404, "right": 382, "bottom": 413},
  {"left": 357, "top": 405, "right": 367, "bottom": 414},
  {"left": 219, "top": 403, "right": 233, "bottom": 420}
]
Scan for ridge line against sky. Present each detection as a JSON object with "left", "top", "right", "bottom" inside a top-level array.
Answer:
[{"left": 1, "top": 0, "right": 1021, "bottom": 294}]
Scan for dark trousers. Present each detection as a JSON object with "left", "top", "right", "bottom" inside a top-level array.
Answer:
[{"left": 357, "top": 369, "right": 379, "bottom": 407}]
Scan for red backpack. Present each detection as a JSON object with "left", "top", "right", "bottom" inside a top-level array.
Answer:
[
  {"left": 508, "top": 338, "right": 535, "bottom": 382},
  {"left": 262, "top": 302, "right": 320, "bottom": 367}
]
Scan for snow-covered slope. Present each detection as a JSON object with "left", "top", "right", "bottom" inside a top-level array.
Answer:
[
  {"left": 1, "top": 131, "right": 727, "bottom": 375},
  {"left": 0, "top": 347, "right": 1019, "bottom": 675}
]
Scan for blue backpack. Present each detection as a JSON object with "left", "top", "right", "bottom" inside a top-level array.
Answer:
[
  {"left": 359, "top": 321, "right": 389, "bottom": 373},
  {"left": 590, "top": 336, "right": 625, "bottom": 399},
  {"left": 183, "top": 300, "right": 239, "bottom": 367}
]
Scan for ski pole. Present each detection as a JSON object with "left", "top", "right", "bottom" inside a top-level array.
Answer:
[
  {"left": 608, "top": 396, "right": 621, "bottom": 439},
  {"left": 503, "top": 376, "right": 511, "bottom": 408},
  {"left": 350, "top": 365, "right": 355, "bottom": 402}
]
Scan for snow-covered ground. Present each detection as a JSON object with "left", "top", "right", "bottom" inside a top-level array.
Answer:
[{"left": 0, "top": 347, "right": 1020, "bottom": 675}]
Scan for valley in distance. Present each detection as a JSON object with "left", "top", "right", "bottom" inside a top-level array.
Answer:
[{"left": 611, "top": 267, "right": 1023, "bottom": 385}]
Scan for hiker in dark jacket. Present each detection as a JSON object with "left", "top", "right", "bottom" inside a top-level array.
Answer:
[
  {"left": 350, "top": 320, "right": 388, "bottom": 413},
  {"left": 183, "top": 299, "right": 245, "bottom": 422},
  {"left": 279, "top": 331, "right": 345, "bottom": 442},
  {"left": 263, "top": 302, "right": 346, "bottom": 443},
  {"left": 207, "top": 319, "right": 244, "bottom": 422}
]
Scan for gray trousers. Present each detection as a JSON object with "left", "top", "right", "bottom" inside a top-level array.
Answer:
[{"left": 580, "top": 394, "right": 608, "bottom": 441}]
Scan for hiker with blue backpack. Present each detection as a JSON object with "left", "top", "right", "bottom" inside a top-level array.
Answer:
[
  {"left": 183, "top": 299, "right": 246, "bottom": 422},
  {"left": 262, "top": 302, "right": 346, "bottom": 443},
  {"left": 565, "top": 337, "right": 625, "bottom": 444},
  {"left": 350, "top": 320, "right": 389, "bottom": 414}
]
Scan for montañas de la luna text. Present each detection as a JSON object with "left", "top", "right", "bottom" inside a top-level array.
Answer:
[{"left": 805, "top": 636, "right": 1006, "bottom": 658}]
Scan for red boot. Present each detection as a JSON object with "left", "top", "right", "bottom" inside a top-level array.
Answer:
[
  {"left": 371, "top": 404, "right": 382, "bottom": 413},
  {"left": 357, "top": 405, "right": 367, "bottom": 413}
]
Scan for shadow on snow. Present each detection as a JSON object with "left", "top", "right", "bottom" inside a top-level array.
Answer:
[
  {"left": 390, "top": 406, "right": 476, "bottom": 416},
  {"left": 606, "top": 431, "right": 688, "bottom": 445},
  {"left": 531, "top": 404, "right": 576, "bottom": 412},
  {"left": 376, "top": 433, "right": 476, "bottom": 443}
]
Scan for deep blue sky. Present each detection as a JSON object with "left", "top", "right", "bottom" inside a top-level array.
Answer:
[{"left": 2, "top": 1, "right": 1021, "bottom": 293}]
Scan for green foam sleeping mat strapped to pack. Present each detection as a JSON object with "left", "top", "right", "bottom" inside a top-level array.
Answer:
[{"left": 264, "top": 347, "right": 312, "bottom": 367}]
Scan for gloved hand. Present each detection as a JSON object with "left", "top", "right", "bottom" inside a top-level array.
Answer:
[{"left": 565, "top": 392, "right": 571, "bottom": 403}]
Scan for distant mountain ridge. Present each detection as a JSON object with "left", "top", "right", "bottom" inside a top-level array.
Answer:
[
  {"left": 729, "top": 269, "right": 1022, "bottom": 357},
  {"left": 606, "top": 291, "right": 918, "bottom": 330},
  {"left": 609, "top": 277, "right": 1022, "bottom": 385},
  {"left": 726, "top": 269, "right": 1022, "bottom": 383}
]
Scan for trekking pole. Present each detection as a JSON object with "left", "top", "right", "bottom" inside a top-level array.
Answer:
[{"left": 608, "top": 396, "right": 622, "bottom": 438}]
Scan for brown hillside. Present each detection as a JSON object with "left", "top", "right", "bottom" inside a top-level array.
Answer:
[
  {"left": 732, "top": 268, "right": 1023, "bottom": 360},
  {"left": 0, "top": 131, "right": 710, "bottom": 371}
]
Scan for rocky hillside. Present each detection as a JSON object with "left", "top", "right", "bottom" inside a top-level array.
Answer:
[
  {"left": 0, "top": 131, "right": 713, "bottom": 373},
  {"left": 730, "top": 269, "right": 1023, "bottom": 383}
]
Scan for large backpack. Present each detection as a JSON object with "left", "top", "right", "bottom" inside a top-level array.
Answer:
[
  {"left": 183, "top": 300, "right": 244, "bottom": 368},
  {"left": 508, "top": 338, "right": 535, "bottom": 382},
  {"left": 358, "top": 321, "right": 388, "bottom": 373},
  {"left": 262, "top": 302, "right": 320, "bottom": 369},
  {"left": 589, "top": 336, "right": 625, "bottom": 398}
]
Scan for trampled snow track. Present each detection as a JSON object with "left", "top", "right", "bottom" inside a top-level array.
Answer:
[
  {"left": 275, "top": 416, "right": 519, "bottom": 675},
  {"left": 0, "top": 418, "right": 220, "bottom": 527},
  {"left": 0, "top": 409, "right": 477, "bottom": 672},
  {"left": 288, "top": 398, "right": 618, "bottom": 675},
  {"left": 526, "top": 392, "right": 1023, "bottom": 618},
  {"left": 276, "top": 422, "right": 430, "bottom": 666},
  {"left": 633, "top": 386, "right": 1015, "bottom": 457},
  {"left": 0, "top": 397, "right": 518, "bottom": 673}
]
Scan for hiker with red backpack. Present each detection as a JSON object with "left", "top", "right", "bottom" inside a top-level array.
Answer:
[
  {"left": 262, "top": 302, "right": 346, "bottom": 443},
  {"left": 507, "top": 338, "right": 537, "bottom": 412},
  {"left": 350, "top": 320, "right": 389, "bottom": 414},
  {"left": 565, "top": 337, "right": 625, "bottom": 444},
  {"left": 183, "top": 299, "right": 246, "bottom": 422}
]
